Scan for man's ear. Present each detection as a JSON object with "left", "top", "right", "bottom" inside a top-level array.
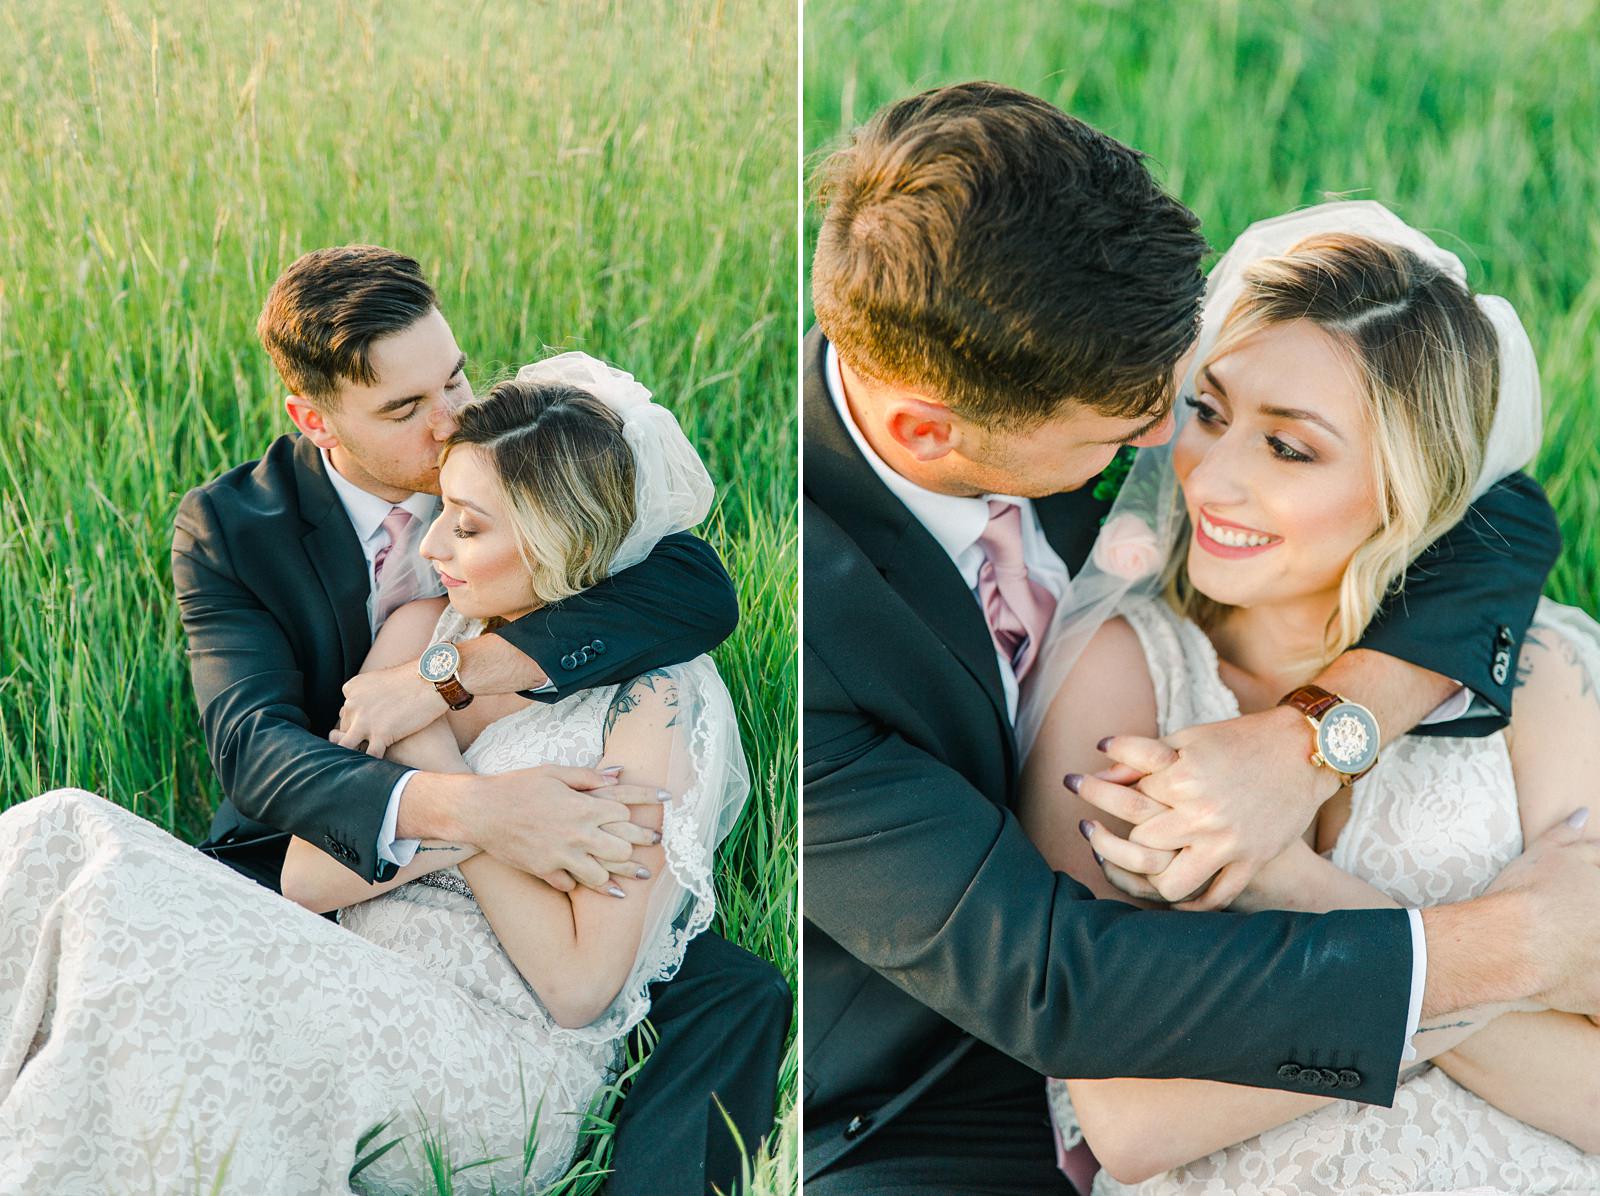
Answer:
[
  {"left": 284, "top": 395, "right": 340, "bottom": 450},
  {"left": 884, "top": 397, "right": 961, "bottom": 463}
]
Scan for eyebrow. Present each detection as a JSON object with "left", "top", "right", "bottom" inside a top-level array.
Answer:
[
  {"left": 375, "top": 352, "right": 468, "bottom": 414},
  {"left": 443, "top": 494, "right": 490, "bottom": 518},
  {"left": 1201, "top": 366, "right": 1345, "bottom": 443},
  {"left": 1096, "top": 410, "right": 1167, "bottom": 446}
]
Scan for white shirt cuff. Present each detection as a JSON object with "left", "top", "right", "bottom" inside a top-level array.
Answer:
[
  {"left": 531, "top": 680, "right": 556, "bottom": 694},
  {"left": 376, "top": 770, "right": 421, "bottom": 868},
  {"left": 1401, "top": 906, "right": 1428, "bottom": 1061},
  {"left": 1416, "top": 682, "right": 1472, "bottom": 726}
]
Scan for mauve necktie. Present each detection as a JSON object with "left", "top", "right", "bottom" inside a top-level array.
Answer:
[
  {"left": 975, "top": 499, "right": 1057, "bottom": 682},
  {"left": 371, "top": 506, "right": 420, "bottom": 628}
]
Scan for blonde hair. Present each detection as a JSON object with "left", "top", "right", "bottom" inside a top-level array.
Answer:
[
  {"left": 445, "top": 379, "right": 636, "bottom": 605},
  {"left": 1170, "top": 233, "right": 1500, "bottom": 666}
]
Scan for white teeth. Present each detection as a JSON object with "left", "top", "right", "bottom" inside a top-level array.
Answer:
[{"left": 1200, "top": 514, "right": 1274, "bottom": 548}]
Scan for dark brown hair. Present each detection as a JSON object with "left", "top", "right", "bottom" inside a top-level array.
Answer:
[
  {"left": 257, "top": 245, "right": 437, "bottom": 406},
  {"left": 812, "top": 82, "right": 1209, "bottom": 428},
  {"left": 445, "top": 380, "right": 637, "bottom": 604}
]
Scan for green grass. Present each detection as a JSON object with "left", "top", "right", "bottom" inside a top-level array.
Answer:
[
  {"left": 805, "top": 0, "right": 1600, "bottom": 612},
  {"left": 0, "top": 0, "right": 795, "bottom": 1191}
]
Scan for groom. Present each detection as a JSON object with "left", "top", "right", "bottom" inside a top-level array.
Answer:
[
  {"left": 803, "top": 82, "right": 1600, "bottom": 1192},
  {"left": 172, "top": 245, "right": 787, "bottom": 1196}
]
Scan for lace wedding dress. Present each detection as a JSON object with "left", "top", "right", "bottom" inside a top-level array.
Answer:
[
  {"left": 1045, "top": 596, "right": 1600, "bottom": 1196},
  {"left": 0, "top": 609, "right": 743, "bottom": 1195}
]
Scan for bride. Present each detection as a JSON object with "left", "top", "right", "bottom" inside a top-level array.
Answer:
[
  {"left": 0, "top": 353, "right": 748, "bottom": 1194},
  {"left": 1018, "top": 204, "right": 1600, "bottom": 1194}
]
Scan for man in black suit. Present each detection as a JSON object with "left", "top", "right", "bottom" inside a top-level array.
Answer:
[
  {"left": 803, "top": 83, "right": 1600, "bottom": 1192},
  {"left": 172, "top": 245, "right": 787, "bottom": 1196}
]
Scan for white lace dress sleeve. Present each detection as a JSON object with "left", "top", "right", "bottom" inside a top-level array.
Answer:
[
  {"left": 1043, "top": 597, "right": 1600, "bottom": 1195},
  {"left": 0, "top": 637, "right": 748, "bottom": 1194}
]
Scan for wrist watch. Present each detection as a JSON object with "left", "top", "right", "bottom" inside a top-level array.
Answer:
[
  {"left": 1277, "top": 684, "right": 1380, "bottom": 786},
  {"left": 418, "top": 641, "right": 475, "bottom": 711}
]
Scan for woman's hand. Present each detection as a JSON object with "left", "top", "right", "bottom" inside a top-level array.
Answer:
[
  {"left": 1082, "top": 812, "right": 1321, "bottom": 912},
  {"left": 331, "top": 661, "right": 449, "bottom": 758}
]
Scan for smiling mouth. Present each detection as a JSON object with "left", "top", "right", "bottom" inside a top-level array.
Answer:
[{"left": 1195, "top": 510, "right": 1282, "bottom": 557}]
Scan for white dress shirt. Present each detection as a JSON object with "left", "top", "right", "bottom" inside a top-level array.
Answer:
[
  {"left": 320, "top": 449, "right": 439, "bottom": 869},
  {"left": 824, "top": 343, "right": 1428, "bottom": 1061}
]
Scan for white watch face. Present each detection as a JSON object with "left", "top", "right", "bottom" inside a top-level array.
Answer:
[
  {"left": 419, "top": 642, "right": 460, "bottom": 684},
  {"left": 1318, "top": 702, "right": 1379, "bottom": 776}
]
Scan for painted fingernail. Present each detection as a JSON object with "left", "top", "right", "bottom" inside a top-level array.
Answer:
[
  {"left": 1097, "top": 737, "right": 1112, "bottom": 753},
  {"left": 601, "top": 765, "right": 623, "bottom": 778},
  {"left": 651, "top": 830, "right": 663, "bottom": 846},
  {"left": 1093, "top": 850, "right": 1104, "bottom": 865},
  {"left": 635, "top": 867, "right": 651, "bottom": 880},
  {"left": 607, "top": 885, "right": 626, "bottom": 898},
  {"left": 1078, "top": 819, "right": 1094, "bottom": 840},
  {"left": 1567, "top": 807, "right": 1590, "bottom": 830},
  {"left": 657, "top": 789, "right": 673, "bottom": 802},
  {"left": 1064, "top": 773, "right": 1083, "bottom": 794}
]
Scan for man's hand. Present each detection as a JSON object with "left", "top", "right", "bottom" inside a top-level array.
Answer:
[
  {"left": 333, "top": 662, "right": 448, "bottom": 757},
  {"left": 457, "top": 764, "right": 669, "bottom": 896},
  {"left": 1082, "top": 704, "right": 1338, "bottom": 909},
  {"left": 1481, "top": 809, "right": 1600, "bottom": 1020}
]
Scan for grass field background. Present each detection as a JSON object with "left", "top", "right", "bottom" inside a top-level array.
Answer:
[
  {"left": 0, "top": 0, "right": 795, "bottom": 1191},
  {"left": 805, "top": 0, "right": 1600, "bottom": 613}
]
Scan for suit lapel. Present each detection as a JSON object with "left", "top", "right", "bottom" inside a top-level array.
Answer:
[
  {"left": 292, "top": 436, "right": 374, "bottom": 678},
  {"left": 803, "top": 329, "right": 1014, "bottom": 760}
]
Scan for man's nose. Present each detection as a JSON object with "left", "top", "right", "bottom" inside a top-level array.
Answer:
[
  {"left": 1130, "top": 409, "right": 1175, "bottom": 448},
  {"left": 429, "top": 399, "right": 459, "bottom": 441}
]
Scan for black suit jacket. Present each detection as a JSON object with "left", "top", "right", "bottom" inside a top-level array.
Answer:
[
  {"left": 801, "top": 328, "right": 1560, "bottom": 1176},
  {"left": 172, "top": 433, "right": 739, "bottom": 890}
]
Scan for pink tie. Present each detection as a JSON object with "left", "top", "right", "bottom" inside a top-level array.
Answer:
[
  {"left": 371, "top": 507, "right": 419, "bottom": 627},
  {"left": 976, "top": 500, "right": 1057, "bottom": 683}
]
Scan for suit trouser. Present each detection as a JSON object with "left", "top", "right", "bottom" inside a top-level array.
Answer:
[
  {"left": 805, "top": 1043, "right": 1078, "bottom": 1196},
  {"left": 608, "top": 931, "right": 792, "bottom": 1196}
]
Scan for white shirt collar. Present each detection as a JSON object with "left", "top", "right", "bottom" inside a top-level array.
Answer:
[
  {"left": 824, "top": 341, "right": 1020, "bottom": 565},
  {"left": 318, "top": 446, "right": 438, "bottom": 548}
]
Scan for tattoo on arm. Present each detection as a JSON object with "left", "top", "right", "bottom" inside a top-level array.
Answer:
[
  {"left": 1415, "top": 1020, "right": 1476, "bottom": 1034},
  {"left": 1512, "top": 631, "right": 1543, "bottom": 692},
  {"left": 603, "top": 668, "right": 681, "bottom": 741},
  {"left": 415, "top": 844, "right": 464, "bottom": 853}
]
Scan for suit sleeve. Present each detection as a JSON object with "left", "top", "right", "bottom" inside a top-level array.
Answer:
[
  {"left": 803, "top": 640, "right": 1415, "bottom": 1106},
  {"left": 1357, "top": 471, "right": 1561, "bottom": 735},
  {"left": 495, "top": 531, "right": 740, "bottom": 701},
  {"left": 172, "top": 488, "right": 408, "bottom": 883}
]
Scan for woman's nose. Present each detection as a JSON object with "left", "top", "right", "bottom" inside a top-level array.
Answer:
[
  {"left": 1184, "top": 430, "right": 1253, "bottom": 507},
  {"left": 418, "top": 512, "right": 447, "bottom": 561}
]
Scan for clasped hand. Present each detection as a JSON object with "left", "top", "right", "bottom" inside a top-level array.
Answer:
[
  {"left": 331, "top": 661, "right": 447, "bottom": 759},
  {"left": 1071, "top": 703, "right": 1337, "bottom": 909}
]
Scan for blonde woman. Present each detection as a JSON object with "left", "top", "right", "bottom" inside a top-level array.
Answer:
[
  {"left": 0, "top": 355, "right": 749, "bottom": 1194},
  {"left": 1019, "top": 207, "right": 1600, "bottom": 1194}
]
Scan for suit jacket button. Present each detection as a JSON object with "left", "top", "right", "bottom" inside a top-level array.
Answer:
[
  {"left": 843, "top": 1114, "right": 871, "bottom": 1139},
  {"left": 1497, "top": 624, "right": 1515, "bottom": 647},
  {"left": 1491, "top": 651, "right": 1510, "bottom": 686},
  {"left": 591, "top": 638, "right": 605, "bottom": 654},
  {"left": 1277, "top": 1063, "right": 1301, "bottom": 1080},
  {"left": 561, "top": 654, "right": 577, "bottom": 671},
  {"left": 1318, "top": 1068, "right": 1341, "bottom": 1088},
  {"left": 1296, "top": 1069, "right": 1320, "bottom": 1087},
  {"left": 1338, "top": 1069, "right": 1361, "bottom": 1088}
]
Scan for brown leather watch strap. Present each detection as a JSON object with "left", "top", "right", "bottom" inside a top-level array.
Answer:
[
  {"left": 434, "top": 675, "right": 474, "bottom": 710},
  {"left": 1277, "top": 684, "right": 1342, "bottom": 721}
]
